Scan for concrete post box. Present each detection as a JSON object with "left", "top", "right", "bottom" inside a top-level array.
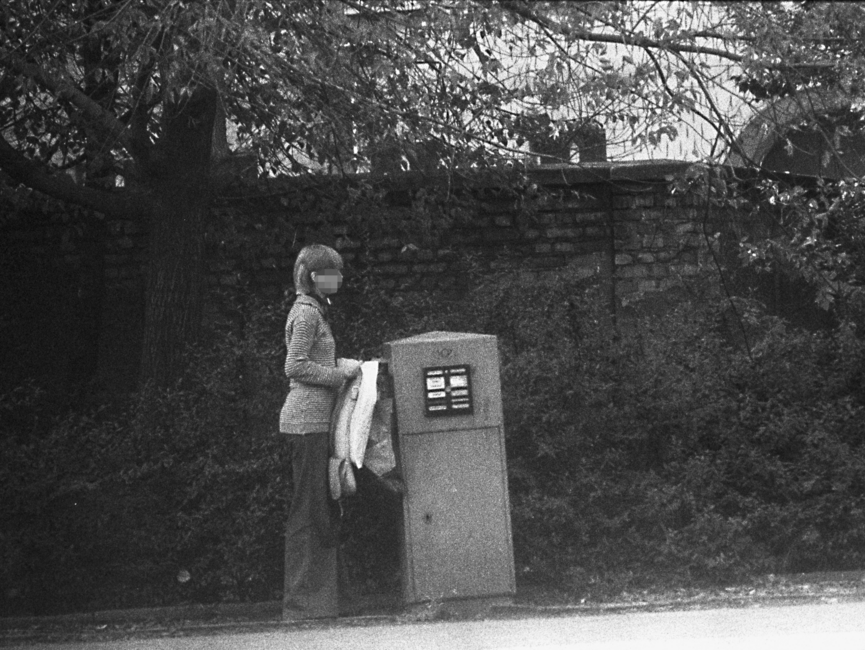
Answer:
[{"left": 383, "top": 331, "right": 515, "bottom": 604}]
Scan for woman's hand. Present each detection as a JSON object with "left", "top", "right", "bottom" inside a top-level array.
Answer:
[
  {"left": 346, "top": 364, "right": 362, "bottom": 380},
  {"left": 338, "top": 358, "right": 363, "bottom": 381}
]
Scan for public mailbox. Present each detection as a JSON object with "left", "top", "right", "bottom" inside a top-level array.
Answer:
[{"left": 383, "top": 331, "right": 516, "bottom": 605}]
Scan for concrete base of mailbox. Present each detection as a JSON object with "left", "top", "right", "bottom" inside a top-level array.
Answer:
[
  {"left": 401, "top": 595, "right": 514, "bottom": 619},
  {"left": 384, "top": 332, "right": 516, "bottom": 606}
]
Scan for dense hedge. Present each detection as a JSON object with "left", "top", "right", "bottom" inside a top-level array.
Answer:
[
  {"left": 477, "top": 273, "right": 865, "bottom": 590},
  {"left": 2, "top": 267, "right": 865, "bottom": 615},
  {"left": 1, "top": 299, "right": 292, "bottom": 614}
]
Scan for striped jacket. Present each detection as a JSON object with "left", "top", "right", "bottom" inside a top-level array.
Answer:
[{"left": 279, "top": 294, "right": 348, "bottom": 434}]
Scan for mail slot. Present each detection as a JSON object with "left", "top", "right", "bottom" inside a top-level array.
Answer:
[{"left": 384, "top": 331, "right": 515, "bottom": 605}]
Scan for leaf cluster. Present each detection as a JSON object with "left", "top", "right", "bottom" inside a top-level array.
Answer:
[
  {"left": 1, "top": 0, "right": 814, "bottom": 191},
  {"left": 740, "top": 176, "right": 865, "bottom": 322}
]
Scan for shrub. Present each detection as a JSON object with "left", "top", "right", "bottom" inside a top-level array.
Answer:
[
  {"left": 460, "top": 268, "right": 865, "bottom": 589},
  {"left": 1, "top": 296, "right": 292, "bottom": 614},
  {"left": 2, "top": 266, "right": 864, "bottom": 614},
  {"left": 0, "top": 385, "right": 122, "bottom": 614}
]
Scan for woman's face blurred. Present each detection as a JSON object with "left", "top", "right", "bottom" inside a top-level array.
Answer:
[{"left": 311, "top": 268, "right": 343, "bottom": 295}]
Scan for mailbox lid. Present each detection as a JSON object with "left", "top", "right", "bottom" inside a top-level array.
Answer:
[{"left": 384, "top": 331, "right": 503, "bottom": 434}]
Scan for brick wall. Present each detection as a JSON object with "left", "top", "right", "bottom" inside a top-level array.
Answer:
[
  {"left": 1, "top": 160, "right": 726, "bottom": 392},
  {"left": 198, "top": 161, "right": 719, "bottom": 307}
]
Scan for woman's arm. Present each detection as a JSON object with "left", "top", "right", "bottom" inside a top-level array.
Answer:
[{"left": 284, "top": 310, "right": 347, "bottom": 388}]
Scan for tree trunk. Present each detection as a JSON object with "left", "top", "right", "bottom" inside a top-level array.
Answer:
[{"left": 140, "top": 89, "right": 218, "bottom": 386}]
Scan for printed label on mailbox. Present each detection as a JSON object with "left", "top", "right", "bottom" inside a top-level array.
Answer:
[
  {"left": 449, "top": 375, "right": 468, "bottom": 388},
  {"left": 423, "top": 365, "right": 474, "bottom": 417},
  {"left": 426, "top": 377, "right": 445, "bottom": 390}
]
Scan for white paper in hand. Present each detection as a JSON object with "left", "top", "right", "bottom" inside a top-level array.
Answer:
[{"left": 349, "top": 360, "right": 379, "bottom": 467}]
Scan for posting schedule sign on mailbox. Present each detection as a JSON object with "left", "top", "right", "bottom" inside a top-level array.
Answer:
[
  {"left": 423, "top": 365, "right": 473, "bottom": 416},
  {"left": 384, "top": 331, "right": 515, "bottom": 605}
]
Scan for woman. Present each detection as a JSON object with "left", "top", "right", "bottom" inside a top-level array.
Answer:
[{"left": 280, "top": 244, "right": 361, "bottom": 620}]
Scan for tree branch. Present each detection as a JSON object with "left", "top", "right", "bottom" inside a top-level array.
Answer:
[
  {"left": 1, "top": 52, "right": 136, "bottom": 157},
  {"left": 0, "top": 134, "right": 150, "bottom": 219},
  {"left": 498, "top": 1, "right": 845, "bottom": 72},
  {"left": 499, "top": 1, "right": 746, "bottom": 64},
  {"left": 642, "top": 47, "right": 729, "bottom": 151}
]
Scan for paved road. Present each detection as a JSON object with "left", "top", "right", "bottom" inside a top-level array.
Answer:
[{"left": 4, "top": 601, "right": 865, "bottom": 649}]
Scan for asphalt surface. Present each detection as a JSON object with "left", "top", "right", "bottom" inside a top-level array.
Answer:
[
  {"left": 2, "top": 572, "right": 865, "bottom": 648},
  {"left": 2, "top": 600, "right": 865, "bottom": 649}
]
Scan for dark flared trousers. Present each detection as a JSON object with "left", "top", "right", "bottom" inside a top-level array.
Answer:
[{"left": 283, "top": 431, "right": 339, "bottom": 619}]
